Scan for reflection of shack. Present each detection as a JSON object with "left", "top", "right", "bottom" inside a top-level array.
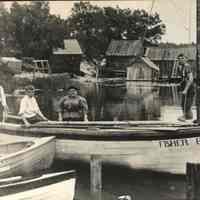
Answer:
[
  {"left": 102, "top": 83, "right": 160, "bottom": 121},
  {"left": 100, "top": 85, "right": 127, "bottom": 121},
  {"left": 103, "top": 82, "right": 126, "bottom": 100},
  {"left": 127, "top": 57, "right": 159, "bottom": 81},
  {"left": 52, "top": 39, "right": 83, "bottom": 74},
  {"left": 103, "top": 40, "right": 144, "bottom": 78},
  {"left": 126, "top": 83, "right": 160, "bottom": 120},
  {"left": 102, "top": 94, "right": 146, "bottom": 121}
]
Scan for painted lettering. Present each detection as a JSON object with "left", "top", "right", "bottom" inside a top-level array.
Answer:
[
  {"left": 196, "top": 137, "right": 200, "bottom": 144},
  {"left": 159, "top": 139, "right": 190, "bottom": 148}
]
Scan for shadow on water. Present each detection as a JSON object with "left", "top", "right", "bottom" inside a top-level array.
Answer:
[{"left": 52, "top": 160, "right": 186, "bottom": 200}]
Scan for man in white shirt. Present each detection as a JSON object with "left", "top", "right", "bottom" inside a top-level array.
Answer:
[{"left": 19, "top": 85, "right": 48, "bottom": 126}]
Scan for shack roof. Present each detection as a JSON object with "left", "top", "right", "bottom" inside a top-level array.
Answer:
[
  {"left": 146, "top": 45, "right": 196, "bottom": 61},
  {"left": 141, "top": 57, "right": 159, "bottom": 71},
  {"left": 53, "top": 39, "right": 82, "bottom": 55},
  {"left": 106, "top": 40, "right": 144, "bottom": 57}
]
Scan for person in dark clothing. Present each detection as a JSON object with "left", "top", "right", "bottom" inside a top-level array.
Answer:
[
  {"left": 57, "top": 86, "right": 88, "bottom": 121},
  {"left": 177, "top": 54, "right": 195, "bottom": 121}
]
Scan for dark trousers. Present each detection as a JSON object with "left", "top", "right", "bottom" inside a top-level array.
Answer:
[
  {"left": 63, "top": 117, "right": 83, "bottom": 121},
  {"left": 181, "top": 89, "right": 195, "bottom": 119},
  {"left": 26, "top": 114, "right": 45, "bottom": 124}
]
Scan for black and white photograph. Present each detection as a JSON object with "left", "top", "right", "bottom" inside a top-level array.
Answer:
[{"left": 0, "top": 0, "right": 198, "bottom": 199}]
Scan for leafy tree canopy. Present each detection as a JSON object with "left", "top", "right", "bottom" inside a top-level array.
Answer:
[
  {"left": 66, "top": 1, "right": 166, "bottom": 60},
  {"left": 0, "top": 1, "right": 165, "bottom": 62},
  {"left": 7, "top": 1, "right": 66, "bottom": 59}
]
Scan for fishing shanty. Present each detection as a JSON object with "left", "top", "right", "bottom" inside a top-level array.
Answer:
[{"left": 0, "top": 1, "right": 199, "bottom": 200}]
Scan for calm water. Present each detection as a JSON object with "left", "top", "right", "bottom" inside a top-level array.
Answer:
[
  {"left": 8, "top": 81, "right": 196, "bottom": 121},
  {"left": 7, "top": 81, "right": 194, "bottom": 199}
]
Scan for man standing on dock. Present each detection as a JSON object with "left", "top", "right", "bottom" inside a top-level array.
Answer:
[{"left": 177, "top": 54, "right": 195, "bottom": 122}]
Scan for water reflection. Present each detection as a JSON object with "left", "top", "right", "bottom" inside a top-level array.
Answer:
[
  {"left": 100, "top": 82, "right": 160, "bottom": 121},
  {"left": 7, "top": 81, "right": 196, "bottom": 122}
]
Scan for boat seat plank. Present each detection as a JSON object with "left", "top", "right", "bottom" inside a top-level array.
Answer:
[{"left": 6, "top": 114, "right": 22, "bottom": 120}]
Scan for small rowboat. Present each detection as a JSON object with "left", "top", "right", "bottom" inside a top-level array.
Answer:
[
  {"left": 0, "top": 136, "right": 55, "bottom": 178},
  {"left": 0, "top": 170, "right": 76, "bottom": 200}
]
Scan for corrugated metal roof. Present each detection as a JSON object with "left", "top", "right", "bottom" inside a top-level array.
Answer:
[
  {"left": 106, "top": 40, "right": 144, "bottom": 56},
  {"left": 53, "top": 39, "right": 82, "bottom": 55},
  {"left": 146, "top": 45, "right": 196, "bottom": 61},
  {"left": 141, "top": 57, "right": 159, "bottom": 71}
]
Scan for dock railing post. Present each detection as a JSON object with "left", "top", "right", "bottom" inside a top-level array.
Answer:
[
  {"left": 186, "top": 162, "right": 200, "bottom": 200},
  {"left": 196, "top": 0, "right": 200, "bottom": 122},
  {"left": 90, "top": 155, "right": 102, "bottom": 200}
]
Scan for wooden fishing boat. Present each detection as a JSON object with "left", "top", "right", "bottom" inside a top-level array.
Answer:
[
  {"left": 0, "top": 170, "right": 76, "bottom": 200},
  {"left": 0, "top": 136, "right": 55, "bottom": 178},
  {"left": 0, "top": 121, "right": 199, "bottom": 174}
]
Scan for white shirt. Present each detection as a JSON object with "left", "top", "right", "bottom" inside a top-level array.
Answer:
[
  {"left": 19, "top": 95, "right": 42, "bottom": 118},
  {"left": 0, "top": 86, "right": 7, "bottom": 107}
]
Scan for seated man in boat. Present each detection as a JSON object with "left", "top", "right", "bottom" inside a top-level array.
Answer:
[
  {"left": 18, "top": 85, "right": 48, "bottom": 126},
  {"left": 57, "top": 85, "right": 88, "bottom": 121},
  {"left": 177, "top": 54, "right": 195, "bottom": 122}
]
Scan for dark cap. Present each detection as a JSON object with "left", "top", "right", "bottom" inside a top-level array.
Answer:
[
  {"left": 25, "top": 85, "right": 35, "bottom": 91},
  {"left": 67, "top": 85, "right": 80, "bottom": 91},
  {"left": 177, "top": 53, "right": 186, "bottom": 59}
]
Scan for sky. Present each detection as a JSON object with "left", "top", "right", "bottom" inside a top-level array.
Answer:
[{"left": 4, "top": 0, "right": 196, "bottom": 44}]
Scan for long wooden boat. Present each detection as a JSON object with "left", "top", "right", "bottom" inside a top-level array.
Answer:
[
  {"left": 0, "top": 121, "right": 200, "bottom": 174},
  {"left": 0, "top": 170, "right": 76, "bottom": 200},
  {"left": 0, "top": 136, "right": 55, "bottom": 178}
]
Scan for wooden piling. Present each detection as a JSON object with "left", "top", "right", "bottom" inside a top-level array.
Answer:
[
  {"left": 90, "top": 155, "right": 102, "bottom": 200},
  {"left": 196, "top": 0, "right": 200, "bottom": 121},
  {"left": 186, "top": 163, "right": 200, "bottom": 200}
]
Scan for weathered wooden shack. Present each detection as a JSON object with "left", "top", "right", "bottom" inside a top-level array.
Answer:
[
  {"left": 104, "top": 40, "right": 144, "bottom": 78},
  {"left": 51, "top": 39, "right": 83, "bottom": 74},
  {"left": 104, "top": 39, "right": 159, "bottom": 80},
  {"left": 127, "top": 57, "right": 159, "bottom": 81},
  {"left": 145, "top": 45, "right": 196, "bottom": 80}
]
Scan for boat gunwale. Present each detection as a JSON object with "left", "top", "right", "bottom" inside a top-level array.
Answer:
[
  {"left": 0, "top": 136, "right": 55, "bottom": 161},
  {"left": 0, "top": 141, "right": 34, "bottom": 159},
  {"left": 1, "top": 123, "right": 200, "bottom": 141},
  {"left": 0, "top": 170, "right": 76, "bottom": 197}
]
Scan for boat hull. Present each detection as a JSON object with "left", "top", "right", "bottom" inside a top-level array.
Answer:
[
  {"left": 0, "top": 136, "right": 55, "bottom": 178},
  {"left": 56, "top": 136, "right": 200, "bottom": 174},
  {"left": 0, "top": 171, "right": 75, "bottom": 200},
  {"left": 1, "top": 122, "right": 200, "bottom": 174}
]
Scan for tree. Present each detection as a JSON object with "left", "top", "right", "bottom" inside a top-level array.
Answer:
[
  {"left": 66, "top": 2, "right": 166, "bottom": 61},
  {"left": 0, "top": 3, "right": 18, "bottom": 56},
  {"left": 8, "top": 1, "right": 66, "bottom": 59}
]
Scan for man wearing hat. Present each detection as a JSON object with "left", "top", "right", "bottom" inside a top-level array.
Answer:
[
  {"left": 18, "top": 84, "right": 48, "bottom": 126},
  {"left": 57, "top": 85, "right": 88, "bottom": 121}
]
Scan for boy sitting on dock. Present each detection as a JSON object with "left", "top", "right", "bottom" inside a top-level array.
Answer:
[{"left": 18, "top": 85, "right": 48, "bottom": 126}]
